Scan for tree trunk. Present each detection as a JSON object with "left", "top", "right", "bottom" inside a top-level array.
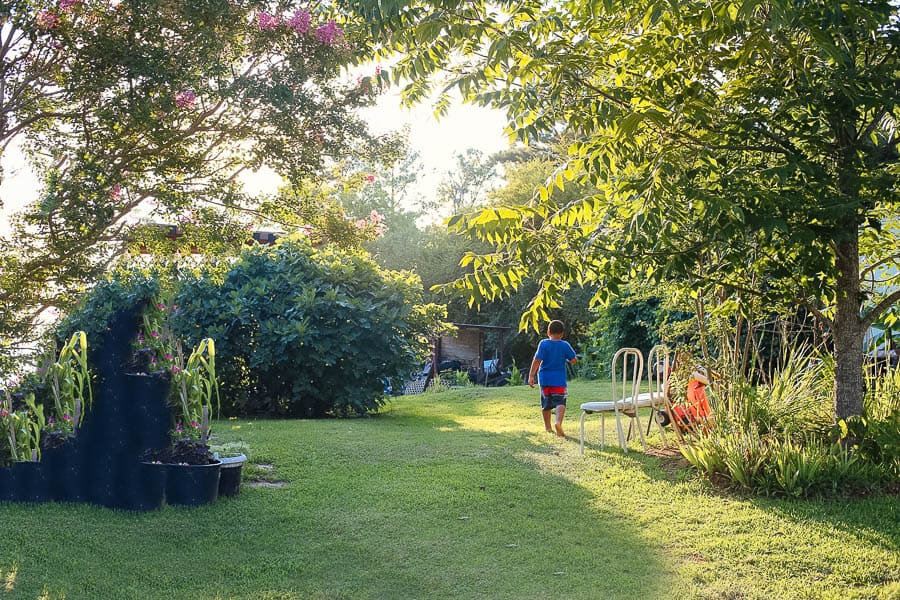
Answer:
[{"left": 832, "top": 234, "right": 865, "bottom": 421}]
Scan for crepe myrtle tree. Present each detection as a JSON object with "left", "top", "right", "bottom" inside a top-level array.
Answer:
[
  {"left": 0, "top": 0, "right": 390, "bottom": 359},
  {"left": 345, "top": 0, "right": 900, "bottom": 421}
]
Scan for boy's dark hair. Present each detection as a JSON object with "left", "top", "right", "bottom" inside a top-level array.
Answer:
[{"left": 548, "top": 320, "right": 565, "bottom": 335}]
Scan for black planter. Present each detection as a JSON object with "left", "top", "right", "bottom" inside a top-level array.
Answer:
[
  {"left": 15, "top": 461, "right": 52, "bottom": 503},
  {"left": 112, "top": 462, "right": 167, "bottom": 511},
  {"left": 42, "top": 443, "right": 87, "bottom": 503},
  {"left": 0, "top": 466, "right": 16, "bottom": 502},
  {"left": 124, "top": 373, "right": 172, "bottom": 453},
  {"left": 166, "top": 461, "right": 221, "bottom": 506},
  {"left": 217, "top": 454, "right": 246, "bottom": 497}
]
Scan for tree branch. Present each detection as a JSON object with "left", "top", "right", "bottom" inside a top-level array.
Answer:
[{"left": 862, "top": 288, "right": 900, "bottom": 330}]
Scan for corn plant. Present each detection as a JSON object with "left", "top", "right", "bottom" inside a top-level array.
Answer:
[
  {"left": 172, "top": 338, "right": 219, "bottom": 444},
  {"left": 1, "top": 393, "right": 46, "bottom": 462},
  {"left": 42, "top": 331, "right": 92, "bottom": 429}
]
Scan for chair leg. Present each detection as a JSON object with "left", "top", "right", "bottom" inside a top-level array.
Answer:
[
  {"left": 634, "top": 412, "right": 647, "bottom": 451},
  {"left": 579, "top": 411, "right": 586, "bottom": 455},
  {"left": 614, "top": 411, "right": 627, "bottom": 452},
  {"left": 600, "top": 413, "right": 605, "bottom": 449}
]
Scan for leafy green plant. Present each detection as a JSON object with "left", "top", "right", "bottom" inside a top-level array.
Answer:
[
  {"left": 40, "top": 331, "right": 93, "bottom": 431},
  {"left": 508, "top": 363, "right": 525, "bottom": 386},
  {"left": 444, "top": 369, "right": 471, "bottom": 387}
]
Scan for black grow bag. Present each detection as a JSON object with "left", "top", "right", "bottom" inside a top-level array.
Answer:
[
  {"left": 166, "top": 461, "right": 221, "bottom": 506},
  {"left": 0, "top": 466, "right": 16, "bottom": 502},
  {"left": 15, "top": 461, "right": 52, "bottom": 503}
]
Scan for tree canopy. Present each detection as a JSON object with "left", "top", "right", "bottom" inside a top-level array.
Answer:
[
  {"left": 0, "top": 0, "right": 387, "bottom": 359},
  {"left": 347, "top": 0, "right": 900, "bottom": 418}
]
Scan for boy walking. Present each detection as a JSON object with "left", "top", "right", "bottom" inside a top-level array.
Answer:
[{"left": 528, "top": 320, "right": 577, "bottom": 437}]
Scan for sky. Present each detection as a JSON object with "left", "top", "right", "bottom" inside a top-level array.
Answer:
[{"left": 0, "top": 90, "right": 510, "bottom": 236}]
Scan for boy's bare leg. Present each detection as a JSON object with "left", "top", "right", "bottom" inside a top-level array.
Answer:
[
  {"left": 554, "top": 405, "right": 566, "bottom": 437},
  {"left": 542, "top": 409, "right": 553, "bottom": 432}
]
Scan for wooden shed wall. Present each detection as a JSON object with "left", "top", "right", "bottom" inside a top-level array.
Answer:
[{"left": 440, "top": 328, "right": 483, "bottom": 367}]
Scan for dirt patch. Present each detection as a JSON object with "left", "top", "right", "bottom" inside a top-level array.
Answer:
[{"left": 644, "top": 445, "right": 682, "bottom": 458}]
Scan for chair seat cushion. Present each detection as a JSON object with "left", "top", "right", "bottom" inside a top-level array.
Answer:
[
  {"left": 580, "top": 401, "right": 617, "bottom": 412},
  {"left": 581, "top": 392, "right": 662, "bottom": 413}
]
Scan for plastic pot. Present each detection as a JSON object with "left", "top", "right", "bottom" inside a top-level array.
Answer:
[{"left": 216, "top": 454, "right": 246, "bottom": 497}]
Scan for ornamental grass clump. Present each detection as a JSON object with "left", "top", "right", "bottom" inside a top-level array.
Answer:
[{"left": 681, "top": 343, "right": 898, "bottom": 497}]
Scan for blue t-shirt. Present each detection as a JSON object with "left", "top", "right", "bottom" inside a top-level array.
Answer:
[{"left": 534, "top": 339, "right": 576, "bottom": 388}]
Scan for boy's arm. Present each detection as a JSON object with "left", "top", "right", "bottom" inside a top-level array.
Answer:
[{"left": 528, "top": 358, "right": 541, "bottom": 388}]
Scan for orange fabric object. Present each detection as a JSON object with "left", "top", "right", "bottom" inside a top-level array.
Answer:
[{"left": 686, "top": 380, "right": 712, "bottom": 419}]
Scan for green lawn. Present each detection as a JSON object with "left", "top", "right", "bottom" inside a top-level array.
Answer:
[{"left": 2, "top": 381, "right": 898, "bottom": 599}]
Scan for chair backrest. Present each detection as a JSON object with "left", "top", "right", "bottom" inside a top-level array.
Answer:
[
  {"left": 611, "top": 348, "right": 643, "bottom": 409},
  {"left": 647, "top": 344, "right": 670, "bottom": 405}
]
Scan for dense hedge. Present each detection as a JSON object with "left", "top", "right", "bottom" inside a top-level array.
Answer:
[{"left": 171, "top": 240, "right": 442, "bottom": 417}]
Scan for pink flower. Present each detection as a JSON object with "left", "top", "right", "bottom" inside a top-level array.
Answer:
[
  {"left": 175, "top": 423, "right": 183, "bottom": 432},
  {"left": 62, "top": 414, "right": 73, "bottom": 422},
  {"left": 190, "top": 421, "right": 200, "bottom": 428},
  {"left": 0, "top": 409, "right": 7, "bottom": 417},
  {"left": 175, "top": 90, "right": 196, "bottom": 109},
  {"left": 355, "top": 219, "right": 368, "bottom": 229},
  {"left": 257, "top": 11, "right": 281, "bottom": 30},
  {"left": 164, "top": 353, "right": 173, "bottom": 361},
  {"left": 110, "top": 184, "right": 122, "bottom": 200},
  {"left": 36, "top": 11, "right": 60, "bottom": 30},
  {"left": 49, "top": 416, "right": 57, "bottom": 425},
  {"left": 365, "top": 174, "right": 376, "bottom": 184},
  {"left": 287, "top": 10, "right": 310, "bottom": 33},
  {"left": 375, "top": 65, "right": 382, "bottom": 75},
  {"left": 156, "top": 303, "right": 165, "bottom": 310},
  {"left": 136, "top": 333, "right": 144, "bottom": 343},
  {"left": 316, "top": 19, "right": 343, "bottom": 45},
  {"left": 150, "top": 331, "right": 160, "bottom": 338},
  {"left": 172, "top": 365, "right": 180, "bottom": 374},
  {"left": 369, "top": 209, "right": 383, "bottom": 223},
  {"left": 58, "top": 0, "right": 80, "bottom": 12}
]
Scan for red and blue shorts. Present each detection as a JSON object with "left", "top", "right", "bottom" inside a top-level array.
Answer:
[{"left": 540, "top": 386, "right": 567, "bottom": 410}]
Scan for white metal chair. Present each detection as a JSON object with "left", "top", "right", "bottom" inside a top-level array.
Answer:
[{"left": 579, "top": 348, "right": 645, "bottom": 454}]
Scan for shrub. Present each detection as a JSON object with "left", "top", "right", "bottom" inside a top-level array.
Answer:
[
  {"left": 55, "top": 268, "right": 160, "bottom": 344},
  {"left": 172, "top": 238, "right": 445, "bottom": 417}
]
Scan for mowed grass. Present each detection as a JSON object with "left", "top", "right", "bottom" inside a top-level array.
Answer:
[{"left": 1, "top": 380, "right": 897, "bottom": 600}]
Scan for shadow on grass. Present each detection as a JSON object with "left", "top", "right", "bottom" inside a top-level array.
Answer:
[
  {"left": 577, "top": 416, "right": 900, "bottom": 560},
  {"left": 750, "top": 493, "right": 900, "bottom": 554}
]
